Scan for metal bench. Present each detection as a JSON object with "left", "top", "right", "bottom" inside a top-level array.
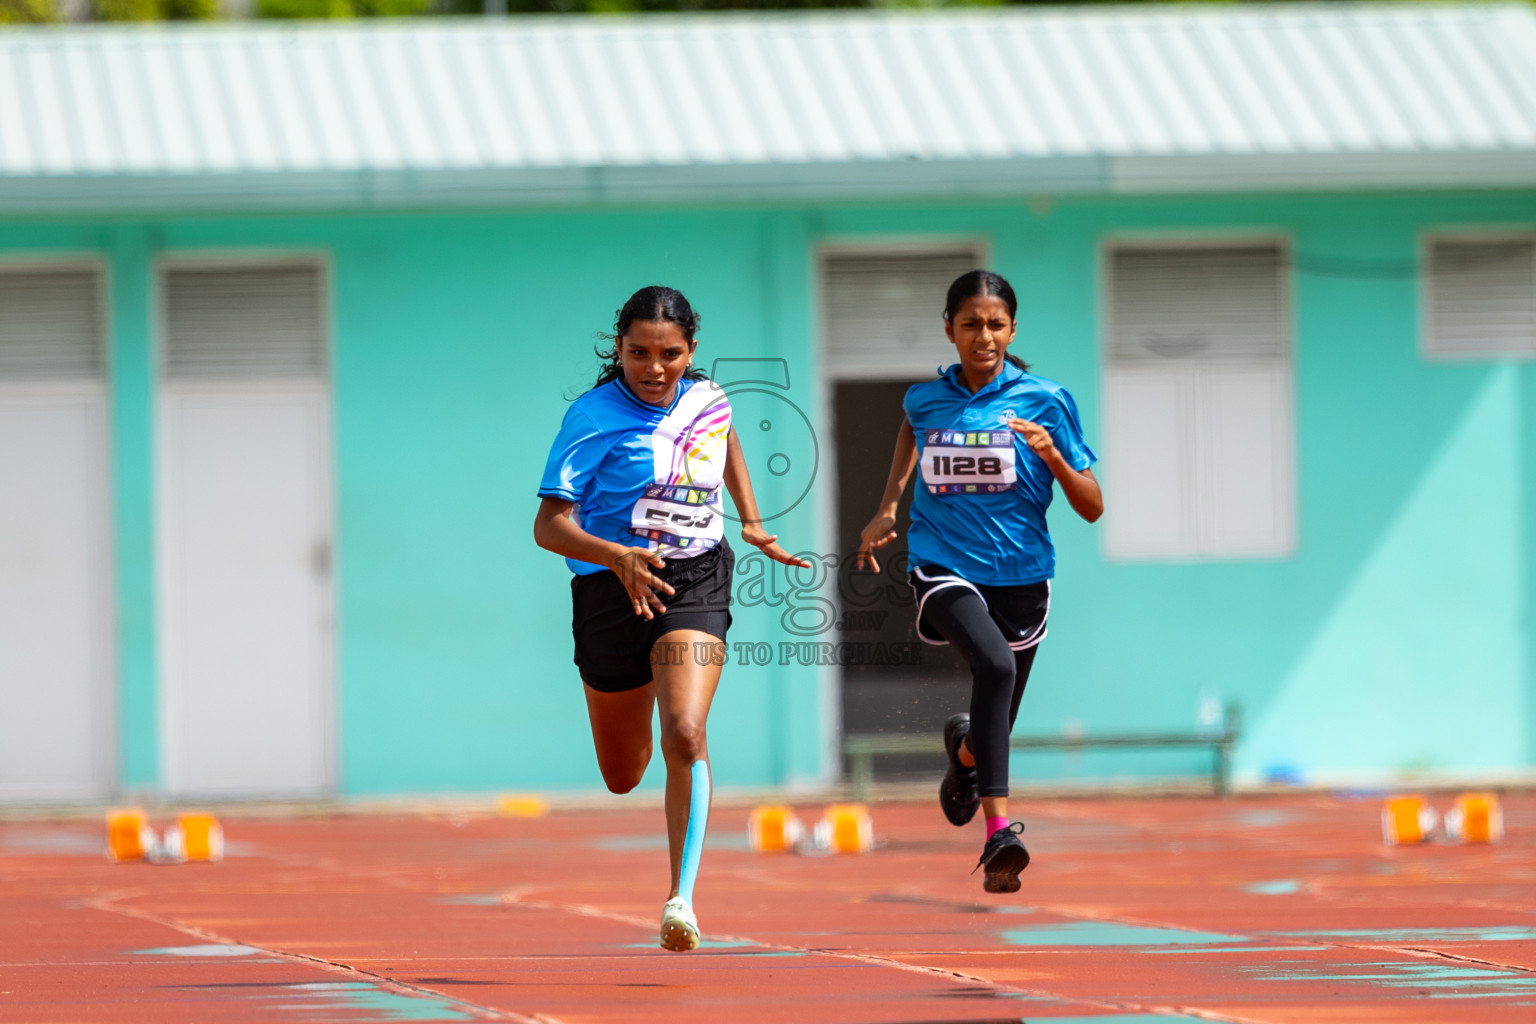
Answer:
[{"left": 842, "top": 705, "right": 1241, "bottom": 800}]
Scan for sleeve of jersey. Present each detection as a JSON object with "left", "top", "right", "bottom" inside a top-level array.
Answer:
[
  {"left": 1052, "top": 389, "right": 1099, "bottom": 472},
  {"left": 537, "top": 404, "right": 605, "bottom": 503},
  {"left": 901, "top": 384, "right": 922, "bottom": 430}
]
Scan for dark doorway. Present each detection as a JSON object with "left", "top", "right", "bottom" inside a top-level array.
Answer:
[{"left": 833, "top": 380, "right": 968, "bottom": 782}]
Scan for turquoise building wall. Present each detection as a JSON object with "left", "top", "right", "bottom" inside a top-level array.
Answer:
[{"left": 2, "top": 188, "right": 1532, "bottom": 797}]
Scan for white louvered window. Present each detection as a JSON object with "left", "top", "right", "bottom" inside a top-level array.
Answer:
[
  {"left": 0, "top": 268, "right": 104, "bottom": 380},
  {"left": 1102, "top": 245, "right": 1295, "bottom": 561},
  {"left": 163, "top": 265, "right": 326, "bottom": 379},
  {"left": 822, "top": 249, "right": 983, "bottom": 379},
  {"left": 1423, "top": 238, "right": 1536, "bottom": 358}
]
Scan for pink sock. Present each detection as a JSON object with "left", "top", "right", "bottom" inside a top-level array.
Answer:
[{"left": 986, "top": 816, "right": 1009, "bottom": 838}]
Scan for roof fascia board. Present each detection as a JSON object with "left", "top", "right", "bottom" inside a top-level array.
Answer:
[
  {"left": 1111, "top": 152, "right": 1536, "bottom": 193},
  {"left": 0, "top": 157, "right": 1107, "bottom": 215},
  {"left": 3, "top": 152, "right": 1536, "bottom": 216}
]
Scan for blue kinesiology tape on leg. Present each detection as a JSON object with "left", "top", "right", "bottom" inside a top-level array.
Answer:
[{"left": 677, "top": 759, "right": 711, "bottom": 905}]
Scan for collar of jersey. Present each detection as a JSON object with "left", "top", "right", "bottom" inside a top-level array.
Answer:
[
  {"left": 942, "top": 358, "right": 1024, "bottom": 400},
  {"left": 614, "top": 376, "right": 688, "bottom": 415}
]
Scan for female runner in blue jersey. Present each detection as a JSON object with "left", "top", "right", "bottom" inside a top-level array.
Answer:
[
  {"left": 534, "top": 285, "right": 808, "bottom": 950},
  {"left": 856, "top": 270, "right": 1102, "bottom": 894}
]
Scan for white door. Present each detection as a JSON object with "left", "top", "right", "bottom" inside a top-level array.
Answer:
[
  {"left": 1102, "top": 244, "right": 1295, "bottom": 561},
  {"left": 158, "top": 264, "right": 334, "bottom": 799},
  {"left": 0, "top": 267, "right": 114, "bottom": 803}
]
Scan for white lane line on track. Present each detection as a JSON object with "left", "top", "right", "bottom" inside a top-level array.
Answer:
[
  {"left": 496, "top": 888, "right": 1260, "bottom": 1024},
  {"left": 84, "top": 893, "right": 550, "bottom": 1024}
]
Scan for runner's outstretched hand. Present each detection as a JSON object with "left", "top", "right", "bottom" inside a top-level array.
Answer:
[
  {"left": 856, "top": 512, "right": 898, "bottom": 573},
  {"left": 856, "top": 417, "right": 917, "bottom": 574},
  {"left": 742, "top": 524, "right": 813, "bottom": 569}
]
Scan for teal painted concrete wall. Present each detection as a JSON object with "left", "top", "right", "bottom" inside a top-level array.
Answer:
[
  {"left": 814, "top": 192, "right": 1536, "bottom": 786},
  {"left": 139, "top": 210, "right": 828, "bottom": 797},
  {"left": 3, "top": 188, "right": 1533, "bottom": 797}
]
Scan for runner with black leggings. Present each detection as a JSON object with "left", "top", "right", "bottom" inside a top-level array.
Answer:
[{"left": 856, "top": 269, "right": 1102, "bottom": 893}]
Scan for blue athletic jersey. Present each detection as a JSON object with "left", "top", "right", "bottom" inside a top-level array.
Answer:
[
  {"left": 903, "top": 361, "right": 1096, "bottom": 586},
  {"left": 539, "top": 377, "right": 733, "bottom": 575}
]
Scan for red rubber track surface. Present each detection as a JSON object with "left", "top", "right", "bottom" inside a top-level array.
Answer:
[{"left": 4, "top": 793, "right": 1535, "bottom": 1024}]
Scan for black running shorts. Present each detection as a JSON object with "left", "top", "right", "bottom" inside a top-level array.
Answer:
[
  {"left": 908, "top": 564, "right": 1049, "bottom": 651},
  {"left": 571, "top": 541, "right": 734, "bottom": 693}
]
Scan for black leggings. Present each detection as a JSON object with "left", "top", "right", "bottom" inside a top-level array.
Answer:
[{"left": 921, "top": 585, "right": 1039, "bottom": 798}]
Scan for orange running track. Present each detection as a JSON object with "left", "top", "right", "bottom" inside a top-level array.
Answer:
[{"left": 4, "top": 792, "right": 1535, "bottom": 1024}]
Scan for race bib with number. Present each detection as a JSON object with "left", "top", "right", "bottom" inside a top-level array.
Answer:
[
  {"left": 630, "top": 484, "right": 723, "bottom": 550},
  {"left": 920, "top": 429, "right": 1017, "bottom": 495},
  {"left": 623, "top": 381, "right": 731, "bottom": 557}
]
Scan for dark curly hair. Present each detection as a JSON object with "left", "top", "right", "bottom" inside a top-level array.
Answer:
[{"left": 593, "top": 285, "right": 709, "bottom": 390}]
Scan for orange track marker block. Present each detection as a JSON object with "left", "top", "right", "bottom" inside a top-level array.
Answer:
[
  {"left": 497, "top": 795, "right": 548, "bottom": 818},
  {"left": 1445, "top": 792, "right": 1503, "bottom": 843},
  {"left": 747, "top": 805, "right": 803, "bottom": 852},
  {"left": 816, "top": 803, "right": 874, "bottom": 854},
  {"left": 172, "top": 813, "right": 225, "bottom": 862},
  {"left": 1381, "top": 795, "right": 1436, "bottom": 845},
  {"left": 105, "top": 808, "right": 153, "bottom": 862}
]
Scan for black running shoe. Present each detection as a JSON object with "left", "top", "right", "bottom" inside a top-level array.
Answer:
[
  {"left": 973, "top": 822, "right": 1030, "bottom": 894},
  {"left": 939, "top": 713, "right": 980, "bottom": 826}
]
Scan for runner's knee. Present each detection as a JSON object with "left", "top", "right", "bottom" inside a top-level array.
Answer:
[
  {"left": 971, "top": 644, "right": 1015, "bottom": 693},
  {"left": 660, "top": 717, "right": 707, "bottom": 765}
]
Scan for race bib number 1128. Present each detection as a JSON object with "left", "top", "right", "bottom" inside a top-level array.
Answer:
[{"left": 920, "top": 430, "right": 1017, "bottom": 494}]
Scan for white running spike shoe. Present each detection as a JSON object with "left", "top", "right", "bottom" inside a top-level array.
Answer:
[{"left": 659, "top": 896, "right": 700, "bottom": 951}]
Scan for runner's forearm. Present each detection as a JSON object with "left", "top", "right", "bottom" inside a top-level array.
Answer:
[
  {"left": 533, "top": 497, "right": 631, "bottom": 567},
  {"left": 1044, "top": 458, "right": 1102, "bottom": 523},
  {"left": 874, "top": 418, "right": 918, "bottom": 514}
]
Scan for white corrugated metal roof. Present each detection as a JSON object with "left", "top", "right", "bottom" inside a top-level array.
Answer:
[{"left": 3, "top": 5, "right": 1536, "bottom": 211}]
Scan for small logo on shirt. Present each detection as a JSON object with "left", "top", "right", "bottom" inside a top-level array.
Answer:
[{"left": 1001, "top": 409, "right": 1016, "bottom": 423}]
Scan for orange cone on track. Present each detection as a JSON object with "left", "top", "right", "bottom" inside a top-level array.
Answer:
[
  {"left": 172, "top": 813, "right": 225, "bottom": 862},
  {"left": 815, "top": 804, "right": 874, "bottom": 854},
  {"left": 747, "top": 805, "right": 803, "bottom": 852},
  {"left": 497, "top": 795, "right": 548, "bottom": 818},
  {"left": 1444, "top": 793, "right": 1503, "bottom": 844},
  {"left": 1381, "top": 795, "right": 1436, "bottom": 845},
  {"left": 105, "top": 809, "right": 153, "bottom": 862}
]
